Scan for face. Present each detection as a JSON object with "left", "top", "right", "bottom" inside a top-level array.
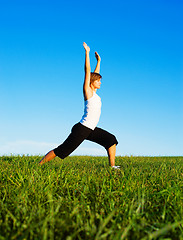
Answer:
[{"left": 91, "top": 78, "right": 101, "bottom": 89}]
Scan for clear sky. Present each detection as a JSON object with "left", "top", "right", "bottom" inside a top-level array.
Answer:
[{"left": 0, "top": 0, "right": 182, "bottom": 156}]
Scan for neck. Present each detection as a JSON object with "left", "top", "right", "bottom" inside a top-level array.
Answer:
[{"left": 90, "top": 85, "right": 97, "bottom": 92}]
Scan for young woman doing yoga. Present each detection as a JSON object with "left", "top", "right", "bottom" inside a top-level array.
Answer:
[{"left": 39, "top": 42, "right": 120, "bottom": 169}]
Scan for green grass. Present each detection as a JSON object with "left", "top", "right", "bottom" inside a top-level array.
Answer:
[{"left": 0, "top": 155, "right": 183, "bottom": 239}]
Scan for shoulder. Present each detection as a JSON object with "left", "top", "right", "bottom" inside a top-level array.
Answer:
[{"left": 83, "top": 87, "right": 93, "bottom": 101}]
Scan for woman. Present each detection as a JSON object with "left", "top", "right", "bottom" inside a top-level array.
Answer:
[{"left": 39, "top": 42, "right": 120, "bottom": 169}]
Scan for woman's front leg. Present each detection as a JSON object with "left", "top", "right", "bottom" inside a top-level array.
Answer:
[{"left": 107, "top": 144, "right": 116, "bottom": 167}]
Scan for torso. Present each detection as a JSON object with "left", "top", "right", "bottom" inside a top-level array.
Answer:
[{"left": 80, "top": 90, "right": 102, "bottom": 130}]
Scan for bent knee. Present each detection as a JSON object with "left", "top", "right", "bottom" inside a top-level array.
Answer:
[{"left": 105, "top": 134, "right": 118, "bottom": 150}]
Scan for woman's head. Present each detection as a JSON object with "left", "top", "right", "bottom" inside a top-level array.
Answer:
[{"left": 90, "top": 72, "right": 102, "bottom": 89}]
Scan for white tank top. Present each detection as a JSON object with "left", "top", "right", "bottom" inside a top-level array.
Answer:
[{"left": 80, "top": 92, "right": 102, "bottom": 130}]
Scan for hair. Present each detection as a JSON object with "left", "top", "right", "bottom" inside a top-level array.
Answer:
[{"left": 90, "top": 72, "right": 102, "bottom": 84}]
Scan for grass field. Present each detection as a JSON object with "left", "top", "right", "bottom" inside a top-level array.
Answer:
[{"left": 0, "top": 155, "right": 183, "bottom": 240}]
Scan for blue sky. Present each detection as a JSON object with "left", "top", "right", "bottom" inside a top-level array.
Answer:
[{"left": 0, "top": 0, "right": 182, "bottom": 156}]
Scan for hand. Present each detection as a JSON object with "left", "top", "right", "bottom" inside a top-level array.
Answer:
[
  {"left": 83, "top": 42, "right": 90, "bottom": 52},
  {"left": 95, "top": 51, "right": 101, "bottom": 61}
]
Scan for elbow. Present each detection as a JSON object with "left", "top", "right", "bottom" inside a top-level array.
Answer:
[{"left": 85, "top": 66, "right": 91, "bottom": 73}]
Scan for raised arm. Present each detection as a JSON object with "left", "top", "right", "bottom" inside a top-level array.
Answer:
[
  {"left": 83, "top": 42, "right": 92, "bottom": 100},
  {"left": 94, "top": 51, "right": 101, "bottom": 73}
]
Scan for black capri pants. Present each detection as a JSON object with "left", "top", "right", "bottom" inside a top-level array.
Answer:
[{"left": 53, "top": 122, "right": 118, "bottom": 159}]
